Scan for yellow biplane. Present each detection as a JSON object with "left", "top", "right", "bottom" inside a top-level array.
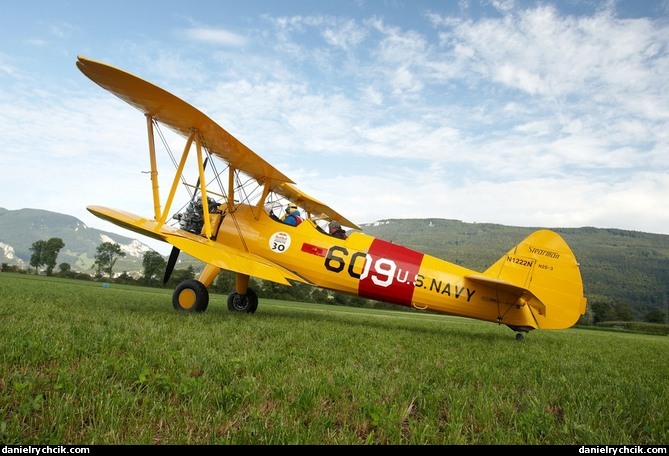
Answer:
[{"left": 76, "top": 55, "right": 587, "bottom": 340}]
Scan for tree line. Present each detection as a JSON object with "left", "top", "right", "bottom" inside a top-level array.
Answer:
[
  {"left": 15, "top": 238, "right": 197, "bottom": 287},
  {"left": 2, "top": 237, "right": 666, "bottom": 327}
]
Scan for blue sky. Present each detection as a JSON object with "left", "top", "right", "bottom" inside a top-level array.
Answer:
[{"left": 2, "top": 0, "right": 668, "bottom": 254}]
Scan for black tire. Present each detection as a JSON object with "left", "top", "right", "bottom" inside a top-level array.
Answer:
[
  {"left": 172, "top": 279, "right": 209, "bottom": 312},
  {"left": 227, "top": 288, "right": 258, "bottom": 313}
]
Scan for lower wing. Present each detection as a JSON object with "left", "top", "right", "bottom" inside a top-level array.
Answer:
[{"left": 87, "top": 205, "right": 309, "bottom": 286}]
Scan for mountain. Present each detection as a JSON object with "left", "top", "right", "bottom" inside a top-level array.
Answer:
[
  {"left": 0, "top": 207, "right": 160, "bottom": 274},
  {"left": 1, "top": 208, "right": 668, "bottom": 318}
]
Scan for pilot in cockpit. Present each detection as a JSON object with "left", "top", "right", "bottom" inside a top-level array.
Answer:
[{"left": 281, "top": 204, "right": 303, "bottom": 226}]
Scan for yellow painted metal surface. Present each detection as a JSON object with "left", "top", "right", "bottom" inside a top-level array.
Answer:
[{"left": 79, "top": 56, "right": 587, "bottom": 333}]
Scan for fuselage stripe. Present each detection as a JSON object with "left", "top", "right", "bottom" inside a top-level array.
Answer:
[{"left": 358, "top": 238, "right": 424, "bottom": 306}]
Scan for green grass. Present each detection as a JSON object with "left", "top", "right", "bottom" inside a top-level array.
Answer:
[{"left": 1, "top": 273, "right": 667, "bottom": 445}]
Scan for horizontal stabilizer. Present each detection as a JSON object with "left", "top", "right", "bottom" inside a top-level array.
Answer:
[{"left": 466, "top": 274, "right": 547, "bottom": 317}]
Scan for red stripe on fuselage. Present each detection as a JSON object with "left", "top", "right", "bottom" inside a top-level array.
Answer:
[
  {"left": 302, "top": 243, "right": 328, "bottom": 257},
  {"left": 358, "top": 238, "right": 424, "bottom": 306}
]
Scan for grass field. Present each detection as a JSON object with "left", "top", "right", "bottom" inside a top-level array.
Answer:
[{"left": 1, "top": 273, "right": 667, "bottom": 445}]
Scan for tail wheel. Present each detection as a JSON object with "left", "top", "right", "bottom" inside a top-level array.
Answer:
[
  {"left": 507, "top": 324, "right": 532, "bottom": 341},
  {"left": 173, "top": 279, "right": 209, "bottom": 312},
  {"left": 227, "top": 288, "right": 258, "bottom": 313}
]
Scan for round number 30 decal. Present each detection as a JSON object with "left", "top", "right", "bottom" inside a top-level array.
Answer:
[{"left": 269, "top": 232, "right": 291, "bottom": 253}]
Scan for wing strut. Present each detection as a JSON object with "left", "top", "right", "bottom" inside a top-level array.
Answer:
[
  {"left": 228, "top": 165, "right": 235, "bottom": 211},
  {"left": 160, "top": 128, "right": 196, "bottom": 225},
  {"left": 163, "top": 129, "right": 212, "bottom": 284},
  {"left": 196, "top": 133, "right": 213, "bottom": 239},
  {"left": 146, "top": 115, "right": 161, "bottom": 221}
]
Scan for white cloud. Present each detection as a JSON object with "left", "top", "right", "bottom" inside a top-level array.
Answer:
[
  {"left": 322, "top": 18, "right": 367, "bottom": 50},
  {"left": 182, "top": 26, "right": 247, "bottom": 46}
]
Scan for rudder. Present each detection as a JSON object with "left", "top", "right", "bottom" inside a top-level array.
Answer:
[{"left": 482, "top": 229, "right": 587, "bottom": 330}]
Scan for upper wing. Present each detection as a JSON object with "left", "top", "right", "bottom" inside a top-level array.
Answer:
[
  {"left": 76, "top": 55, "right": 358, "bottom": 230},
  {"left": 76, "top": 55, "right": 292, "bottom": 185}
]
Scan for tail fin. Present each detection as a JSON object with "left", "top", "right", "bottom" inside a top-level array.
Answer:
[{"left": 470, "top": 229, "right": 587, "bottom": 330}]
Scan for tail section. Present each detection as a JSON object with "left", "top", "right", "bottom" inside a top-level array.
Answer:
[{"left": 470, "top": 229, "right": 587, "bottom": 330}]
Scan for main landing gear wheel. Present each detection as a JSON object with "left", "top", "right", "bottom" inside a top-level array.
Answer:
[
  {"left": 515, "top": 332, "right": 525, "bottom": 342},
  {"left": 173, "top": 279, "right": 209, "bottom": 312},
  {"left": 227, "top": 288, "right": 258, "bottom": 313}
]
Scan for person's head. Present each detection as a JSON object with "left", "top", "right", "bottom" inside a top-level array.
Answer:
[
  {"left": 328, "top": 220, "right": 342, "bottom": 233},
  {"left": 286, "top": 204, "right": 298, "bottom": 214}
]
